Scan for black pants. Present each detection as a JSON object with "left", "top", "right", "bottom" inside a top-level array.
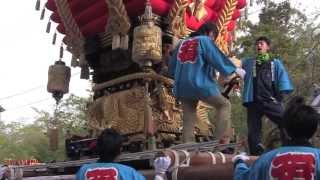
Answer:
[{"left": 246, "top": 101, "right": 284, "bottom": 155}]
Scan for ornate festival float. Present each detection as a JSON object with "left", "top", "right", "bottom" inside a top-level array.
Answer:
[{"left": 18, "top": 0, "right": 255, "bottom": 179}]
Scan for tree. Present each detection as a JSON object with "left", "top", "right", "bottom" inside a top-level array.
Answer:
[{"left": 0, "top": 94, "right": 90, "bottom": 163}]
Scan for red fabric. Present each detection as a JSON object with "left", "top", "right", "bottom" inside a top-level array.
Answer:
[
  {"left": 80, "top": 15, "right": 108, "bottom": 37},
  {"left": 73, "top": 0, "right": 108, "bottom": 27},
  {"left": 208, "top": 11, "right": 219, "bottom": 22},
  {"left": 270, "top": 152, "right": 315, "bottom": 180},
  {"left": 224, "top": 32, "right": 233, "bottom": 42},
  {"left": 126, "top": 0, "right": 171, "bottom": 17},
  {"left": 50, "top": 12, "right": 61, "bottom": 23},
  {"left": 58, "top": 15, "right": 108, "bottom": 37},
  {"left": 57, "top": 24, "right": 66, "bottom": 34},
  {"left": 69, "top": 0, "right": 102, "bottom": 16},
  {"left": 125, "top": 0, "right": 149, "bottom": 17},
  {"left": 226, "top": 20, "right": 236, "bottom": 31},
  {"left": 46, "top": 0, "right": 56, "bottom": 11},
  {"left": 185, "top": 6, "right": 218, "bottom": 30},
  {"left": 86, "top": 167, "right": 118, "bottom": 180},
  {"left": 231, "top": 9, "right": 240, "bottom": 20},
  {"left": 178, "top": 38, "right": 199, "bottom": 64},
  {"left": 47, "top": 0, "right": 245, "bottom": 39},
  {"left": 150, "top": 0, "right": 171, "bottom": 16},
  {"left": 236, "top": 0, "right": 246, "bottom": 9},
  {"left": 205, "top": 0, "right": 217, "bottom": 8},
  {"left": 212, "top": 0, "right": 226, "bottom": 11},
  {"left": 162, "top": 0, "right": 174, "bottom": 4}
]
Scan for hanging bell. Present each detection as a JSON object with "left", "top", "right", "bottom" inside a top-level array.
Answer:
[
  {"left": 47, "top": 60, "right": 71, "bottom": 104},
  {"left": 132, "top": 0, "right": 162, "bottom": 67}
]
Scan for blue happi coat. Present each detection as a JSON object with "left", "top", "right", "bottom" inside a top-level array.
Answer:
[
  {"left": 168, "top": 35, "right": 236, "bottom": 99},
  {"left": 76, "top": 163, "right": 146, "bottom": 180},
  {"left": 241, "top": 58, "right": 293, "bottom": 104},
  {"left": 234, "top": 146, "right": 320, "bottom": 180}
]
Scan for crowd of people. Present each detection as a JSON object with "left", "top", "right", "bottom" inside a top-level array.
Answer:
[{"left": 75, "top": 22, "right": 320, "bottom": 180}]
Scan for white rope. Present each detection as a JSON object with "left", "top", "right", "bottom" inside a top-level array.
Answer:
[
  {"left": 178, "top": 150, "right": 190, "bottom": 167},
  {"left": 166, "top": 149, "right": 191, "bottom": 180},
  {"left": 208, "top": 152, "right": 216, "bottom": 165},
  {"left": 216, "top": 152, "right": 226, "bottom": 164},
  {"left": 167, "top": 149, "right": 179, "bottom": 180}
]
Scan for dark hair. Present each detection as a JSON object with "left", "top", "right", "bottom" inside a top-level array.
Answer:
[
  {"left": 190, "top": 22, "right": 219, "bottom": 39},
  {"left": 282, "top": 96, "right": 320, "bottom": 140},
  {"left": 162, "top": 35, "right": 173, "bottom": 44},
  {"left": 255, "top": 36, "right": 271, "bottom": 46},
  {"left": 97, "top": 128, "right": 123, "bottom": 162}
]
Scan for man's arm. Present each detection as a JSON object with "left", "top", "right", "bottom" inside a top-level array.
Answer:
[
  {"left": 203, "top": 37, "right": 236, "bottom": 76},
  {"left": 275, "top": 59, "right": 294, "bottom": 94},
  {"left": 234, "top": 160, "right": 251, "bottom": 180},
  {"left": 232, "top": 153, "right": 251, "bottom": 180},
  {"left": 75, "top": 166, "right": 86, "bottom": 180}
]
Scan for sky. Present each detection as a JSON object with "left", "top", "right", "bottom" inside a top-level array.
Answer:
[
  {"left": 0, "top": 0, "right": 90, "bottom": 124},
  {"left": 0, "top": 0, "right": 319, "bottom": 124}
]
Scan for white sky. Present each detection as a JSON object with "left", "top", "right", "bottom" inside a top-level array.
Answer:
[
  {"left": 0, "top": 0, "right": 90, "bottom": 124},
  {"left": 0, "top": 0, "right": 319, "bottom": 124}
]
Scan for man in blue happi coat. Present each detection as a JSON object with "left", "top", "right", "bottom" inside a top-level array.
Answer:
[
  {"left": 233, "top": 96, "right": 320, "bottom": 180},
  {"left": 241, "top": 36, "right": 294, "bottom": 155},
  {"left": 76, "top": 128, "right": 146, "bottom": 180},
  {"left": 169, "top": 22, "right": 246, "bottom": 143}
]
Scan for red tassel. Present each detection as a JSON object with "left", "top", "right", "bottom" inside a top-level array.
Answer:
[
  {"left": 52, "top": 31, "right": 57, "bottom": 45},
  {"left": 35, "top": 0, "right": 41, "bottom": 11},
  {"left": 46, "top": 20, "right": 51, "bottom": 33},
  {"left": 40, "top": 7, "right": 45, "bottom": 20}
]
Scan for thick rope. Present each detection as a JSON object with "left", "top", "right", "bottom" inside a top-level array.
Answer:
[
  {"left": 215, "top": 0, "right": 238, "bottom": 55},
  {"left": 55, "top": 0, "right": 85, "bottom": 58},
  {"left": 208, "top": 152, "right": 216, "bottom": 164},
  {"left": 216, "top": 152, "right": 226, "bottom": 164}
]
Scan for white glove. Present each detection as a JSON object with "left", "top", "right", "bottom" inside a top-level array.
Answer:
[
  {"left": 232, "top": 152, "right": 250, "bottom": 163},
  {"left": 154, "top": 156, "right": 171, "bottom": 174},
  {"left": 235, "top": 68, "right": 246, "bottom": 79}
]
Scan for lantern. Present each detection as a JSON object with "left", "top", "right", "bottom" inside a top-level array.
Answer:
[
  {"left": 47, "top": 60, "right": 71, "bottom": 103},
  {"left": 132, "top": 0, "right": 162, "bottom": 67}
]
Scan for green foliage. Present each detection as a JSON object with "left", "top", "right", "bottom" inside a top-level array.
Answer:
[
  {"left": 229, "top": 96, "right": 247, "bottom": 137},
  {"left": 0, "top": 94, "right": 89, "bottom": 163},
  {"left": 55, "top": 94, "right": 89, "bottom": 135}
]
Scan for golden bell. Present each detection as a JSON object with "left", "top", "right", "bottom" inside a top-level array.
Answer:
[
  {"left": 132, "top": 0, "right": 162, "bottom": 66},
  {"left": 47, "top": 60, "right": 71, "bottom": 95}
]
